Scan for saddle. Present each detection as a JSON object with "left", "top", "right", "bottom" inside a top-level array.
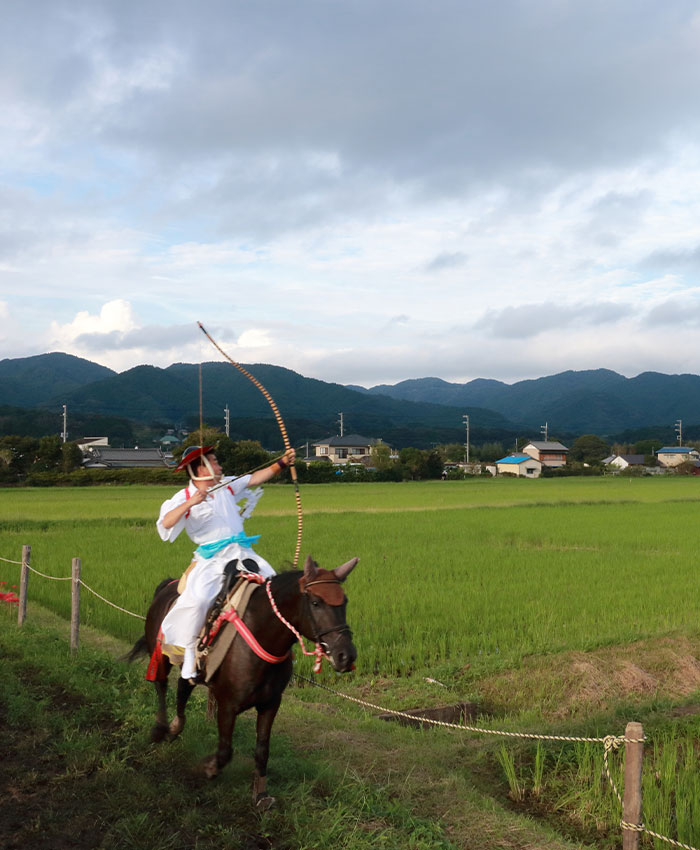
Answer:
[
  {"left": 195, "top": 559, "right": 262, "bottom": 682},
  {"left": 156, "top": 559, "right": 261, "bottom": 680}
]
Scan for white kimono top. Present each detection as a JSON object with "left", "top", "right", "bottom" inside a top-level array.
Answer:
[{"left": 157, "top": 474, "right": 252, "bottom": 546}]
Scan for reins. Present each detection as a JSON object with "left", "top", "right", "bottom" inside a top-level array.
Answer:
[{"left": 206, "top": 572, "right": 350, "bottom": 674}]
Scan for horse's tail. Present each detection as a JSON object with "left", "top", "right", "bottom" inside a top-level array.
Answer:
[
  {"left": 153, "top": 577, "right": 177, "bottom": 597},
  {"left": 121, "top": 577, "right": 177, "bottom": 663},
  {"left": 122, "top": 635, "right": 150, "bottom": 664}
]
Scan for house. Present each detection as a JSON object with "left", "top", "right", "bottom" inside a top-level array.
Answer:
[
  {"left": 311, "top": 434, "right": 386, "bottom": 466},
  {"left": 77, "top": 436, "right": 110, "bottom": 452},
  {"left": 603, "top": 454, "right": 646, "bottom": 470},
  {"left": 522, "top": 441, "right": 569, "bottom": 468},
  {"left": 82, "top": 447, "right": 171, "bottom": 469},
  {"left": 655, "top": 447, "right": 700, "bottom": 468},
  {"left": 494, "top": 454, "right": 542, "bottom": 478}
]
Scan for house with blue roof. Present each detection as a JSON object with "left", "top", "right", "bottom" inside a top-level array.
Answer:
[
  {"left": 656, "top": 447, "right": 700, "bottom": 468},
  {"left": 495, "top": 454, "right": 542, "bottom": 478}
]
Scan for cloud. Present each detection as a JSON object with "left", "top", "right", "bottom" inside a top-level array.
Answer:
[
  {"left": 424, "top": 252, "right": 468, "bottom": 272},
  {"left": 473, "top": 301, "right": 632, "bottom": 339},
  {"left": 642, "top": 245, "right": 700, "bottom": 274},
  {"left": 645, "top": 298, "right": 700, "bottom": 327},
  {"left": 49, "top": 300, "right": 138, "bottom": 346}
]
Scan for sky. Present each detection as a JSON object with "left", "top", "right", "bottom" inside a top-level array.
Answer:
[{"left": 2, "top": 0, "right": 700, "bottom": 387}]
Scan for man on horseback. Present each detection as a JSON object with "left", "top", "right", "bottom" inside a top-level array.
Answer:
[{"left": 156, "top": 444, "right": 295, "bottom": 685}]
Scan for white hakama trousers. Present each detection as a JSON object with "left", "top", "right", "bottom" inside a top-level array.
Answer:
[{"left": 161, "top": 543, "right": 275, "bottom": 679}]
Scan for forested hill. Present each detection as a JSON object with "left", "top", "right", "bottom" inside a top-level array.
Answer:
[
  {"left": 0, "top": 354, "right": 516, "bottom": 449},
  {"left": 361, "top": 369, "right": 700, "bottom": 434},
  {"left": 0, "top": 353, "right": 115, "bottom": 408},
  {"left": 3, "top": 353, "right": 699, "bottom": 441}
]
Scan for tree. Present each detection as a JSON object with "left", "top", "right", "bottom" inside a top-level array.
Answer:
[
  {"left": 225, "top": 440, "right": 272, "bottom": 476},
  {"left": 370, "top": 443, "right": 394, "bottom": 470},
  {"left": 477, "top": 442, "right": 504, "bottom": 463},
  {"left": 436, "top": 443, "right": 467, "bottom": 463},
  {"left": 633, "top": 439, "right": 664, "bottom": 457},
  {"left": 62, "top": 442, "right": 84, "bottom": 472},
  {"left": 570, "top": 434, "right": 611, "bottom": 465},
  {"left": 32, "top": 435, "right": 62, "bottom": 472}
]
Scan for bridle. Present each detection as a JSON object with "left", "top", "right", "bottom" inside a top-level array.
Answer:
[
  {"left": 302, "top": 578, "right": 353, "bottom": 648},
  {"left": 262, "top": 575, "right": 353, "bottom": 672}
]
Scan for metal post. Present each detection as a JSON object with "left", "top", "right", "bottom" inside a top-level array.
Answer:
[
  {"left": 18, "top": 544, "right": 30, "bottom": 626},
  {"left": 622, "top": 721, "right": 644, "bottom": 849},
  {"left": 70, "top": 557, "right": 81, "bottom": 653}
]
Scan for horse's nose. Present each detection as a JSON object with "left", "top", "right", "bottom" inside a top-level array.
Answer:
[{"left": 334, "top": 643, "right": 357, "bottom": 673}]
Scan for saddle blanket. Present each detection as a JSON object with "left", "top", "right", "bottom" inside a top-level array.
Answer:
[{"left": 160, "top": 578, "right": 259, "bottom": 681}]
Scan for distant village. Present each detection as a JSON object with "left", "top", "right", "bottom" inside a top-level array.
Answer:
[{"left": 75, "top": 429, "right": 700, "bottom": 479}]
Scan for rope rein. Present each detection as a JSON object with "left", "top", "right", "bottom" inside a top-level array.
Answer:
[{"left": 264, "top": 578, "right": 325, "bottom": 673}]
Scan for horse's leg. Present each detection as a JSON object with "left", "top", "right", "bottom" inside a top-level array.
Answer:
[
  {"left": 252, "top": 696, "right": 282, "bottom": 809},
  {"left": 202, "top": 694, "right": 236, "bottom": 779},
  {"left": 167, "top": 677, "right": 195, "bottom": 741},
  {"left": 150, "top": 678, "right": 170, "bottom": 743}
]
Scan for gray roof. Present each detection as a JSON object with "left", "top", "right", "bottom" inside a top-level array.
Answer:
[
  {"left": 525, "top": 441, "right": 569, "bottom": 452},
  {"left": 83, "top": 447, "right": 170, "bottom": 468},
  {"left": 618, "top": 454, "right": 645, "bottom": 464},
  {"left": 312, "top": 434, "right": 384, "bottom": 448}
]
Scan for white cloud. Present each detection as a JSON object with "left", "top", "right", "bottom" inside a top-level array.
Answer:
[
  {"left": 4, "top": 3, "right": 700, "bottom": 388},
  {"left": 49, "top": 299, "right": 138, "bottom": 347}
]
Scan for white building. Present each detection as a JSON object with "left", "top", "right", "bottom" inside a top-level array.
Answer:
[{"left": 494, "top": 454, "right": 542, "bottom": 478}]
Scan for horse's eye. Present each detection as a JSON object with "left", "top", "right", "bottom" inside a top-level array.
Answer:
[{"left": 311, "top": 598, "right": 320, "bottom": 607}]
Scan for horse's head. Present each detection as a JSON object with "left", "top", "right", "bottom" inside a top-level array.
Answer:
[{"left": 299, "top": 554, "right": 359, "bottom": 673}]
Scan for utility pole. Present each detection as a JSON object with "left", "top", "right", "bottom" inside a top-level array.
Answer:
[
  {"left": 338, "top": 412, "right": 344, "bottom": 437},
  {"left": 675, "top": 419, "right": 683, "bottom": 447},
  {"left": 463, "top": 414, "right": 470, "bottom": 464},
  {"left": 224, "top": 404, "right": 230, "bottom": 437},
  {"left": 540, "top": 421, "right": 548, "bottom": 442},
  {"left": 62, "top": 404, "right": 67, "bottom": 443}
]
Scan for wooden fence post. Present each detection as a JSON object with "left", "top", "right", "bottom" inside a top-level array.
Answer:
[
  {"left": 70, "top": 557, "right": 81, "bottom": 654},
  {"left": 622, "top": 721, "right": 644, "bottom": 849},
  {"left": 18, "top": 544, "right": 30, "bottom": 627}
]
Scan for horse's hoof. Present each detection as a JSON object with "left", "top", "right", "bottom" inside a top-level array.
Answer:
[
  {"left": 202, "top": 755, "right": 219, "bottom": 779},
  {"left": 166, "top": 716, "right": 185, "bottom": 742},
  {"left": 255, "top": 795, "right": 276, "bottom": 810},
  {"left": 150, "top": 723, "right": 169, "bottom": 744}
]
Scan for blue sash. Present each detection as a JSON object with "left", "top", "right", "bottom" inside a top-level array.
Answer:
[{"left": 195, "top": 532, "right": 261, "bottom": 559}]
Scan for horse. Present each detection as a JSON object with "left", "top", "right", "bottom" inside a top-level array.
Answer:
[{"left": 127, "top": 554, "right": 358, "bottom": 805}]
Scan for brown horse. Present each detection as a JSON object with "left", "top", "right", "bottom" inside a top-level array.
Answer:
[{"left": 128, "top": 554, "right": 358, "bottom": 805}]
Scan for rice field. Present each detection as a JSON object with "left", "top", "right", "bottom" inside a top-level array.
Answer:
[
  {"left": 4, "top": 475, "right": 700, "bottom": 848},
  {"left": 2, "top": 476, "right": 700, "bottom": 674}
]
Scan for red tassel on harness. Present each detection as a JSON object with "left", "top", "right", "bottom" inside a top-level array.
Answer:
[{"left": 145, "top": 630, "right": 168, "bottom": 682}]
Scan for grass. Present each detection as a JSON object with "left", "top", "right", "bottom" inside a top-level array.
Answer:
[
  {"left": 0, "top": 609, "right": 591, "bottom": 850},
  {"left": 3, "top": 478, "right": 700, "bottom": 675},
  {"left": 4, "top": 477, "right": 700, "bottom": 847}
]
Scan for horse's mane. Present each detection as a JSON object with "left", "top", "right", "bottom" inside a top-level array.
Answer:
[{"left": 269, "top": 569, "right": 302, "bottom": 592}]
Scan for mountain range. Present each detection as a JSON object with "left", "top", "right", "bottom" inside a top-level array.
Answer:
[
  {"left": 0, "top": 353, "right": 513, "bottom": 449},
  {"left": 0, "top": 353, "right": 698, "bottom": 447},
  {"left": 354, "top": 369, "right": 700, "bottom": 436}
]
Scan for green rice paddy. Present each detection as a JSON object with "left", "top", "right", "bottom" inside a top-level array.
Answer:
[
  {"left": 3, "top": 475, "right": 700, "bottom": 848},
  {"left": 2, "top": 476, "right": 700, "bottom": 674}
]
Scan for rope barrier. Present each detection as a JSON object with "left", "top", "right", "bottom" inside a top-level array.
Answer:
[
  {"left": 2, "top": 552, "right": 145, "bottom": 619},
  {"left": 27, "top": 565, "right": 72, "bottom": 581},
  {"left": 78, "top": 580, "right": 146, "bottom": 621},
  {"left": 5, "top": 547, "right": 699, "bottom": 850},
  {"left": 293, "top": 674, "right": 699, "bottom": 850},
  {"left": 293, "top": 674, "right": 633, "bottom": 743}
]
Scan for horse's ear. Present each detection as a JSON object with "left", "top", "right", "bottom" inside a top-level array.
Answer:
[
  {"left": 303, "top": 554, "right": 318, "bottom": 580},
  {"left": 334, "top": 557, "right": 359, "bottom": 582}
]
